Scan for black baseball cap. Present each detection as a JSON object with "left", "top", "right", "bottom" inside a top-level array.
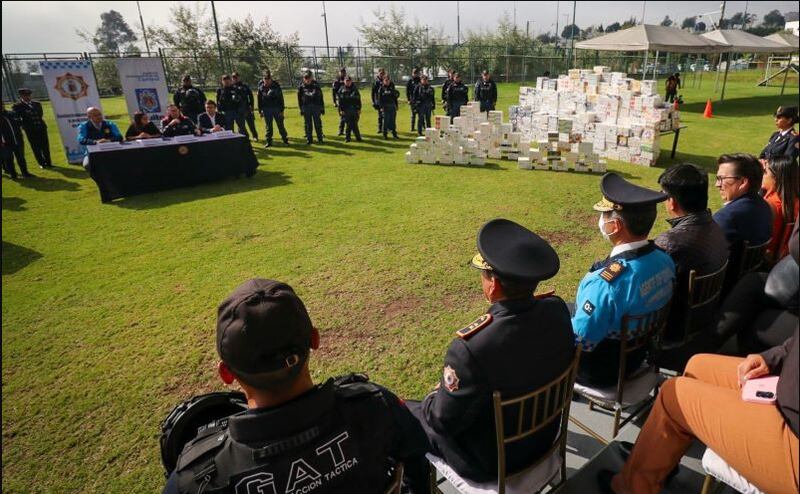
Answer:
[
  {"left": 216, "top": 279, "right": 313, "bottom": 388},
  {"left": 470, "top": 219, "right": 560, "bottom": 284}
]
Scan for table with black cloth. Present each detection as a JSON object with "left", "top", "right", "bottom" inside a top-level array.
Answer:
[{"left": 85, "top": 134, "right": 258, "bottom": 203}]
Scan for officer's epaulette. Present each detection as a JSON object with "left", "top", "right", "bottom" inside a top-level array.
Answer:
[
  {"left": 599, "top": 261, "right": 626, "bottom": 283},
  {"left": 534, "top": 290, "right": 555, "bottom": 299},
  {"left": 456, "top": 313, "right": 492, "bottom": 340}
]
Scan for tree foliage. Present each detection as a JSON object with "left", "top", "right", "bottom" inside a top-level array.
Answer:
[
  {"left": 606, "top": 22, "right": 622, "bottom": 33},
  {"left": 660, "top": 16, "right": 673, "bottom": 27},
  {"left": 76, "top": 10, "right": 141, "bottom": 95},
  {"left": 560, "top": 24, "right": 580, "bottom": 39},
  {"left": 680, "top": 16, "right": 696, "bottom": 30},
  {"left": 763, "top": 10, "right": 785, "bottom": 28}
]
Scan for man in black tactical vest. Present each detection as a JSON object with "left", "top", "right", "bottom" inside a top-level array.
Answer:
[
  {"left": 163, "top": 279, "right": 431, "bottom": 494},
  {"left": 173, "top": 75, "right": 206, "bottom": 124}
]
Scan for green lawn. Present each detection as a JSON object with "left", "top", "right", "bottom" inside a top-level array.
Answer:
[{"left": 2, "top": 69, "right": 798, "bottom": 492}]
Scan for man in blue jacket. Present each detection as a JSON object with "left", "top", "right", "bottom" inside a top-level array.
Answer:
[{"left": 77, "top": 107, "right": 123, "bottom": 168}]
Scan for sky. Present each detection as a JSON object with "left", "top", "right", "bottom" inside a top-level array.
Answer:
[{"left": 2, "top": 1, "right": 798, "bottom": 53}]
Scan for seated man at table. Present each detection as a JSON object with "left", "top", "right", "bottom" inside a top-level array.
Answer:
[
  {"left": 78, "top": 106, "right": 123, "bottom": 167},
  {"left": 160, "top": 104, "right": 201, "bottom": 138},
  {"left": 197, "top": 100, "right": 225, "bottom": 134},
  {"left": 125, "top": 112, "right": 161, "bottom": 141}
]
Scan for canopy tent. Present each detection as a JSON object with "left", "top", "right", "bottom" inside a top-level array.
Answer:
[
  {"left": 700, "top": 30, "right": 796, "bottom": 100},
  {"left": 764, "top": 31, "right": 800, "bottom": 51}
]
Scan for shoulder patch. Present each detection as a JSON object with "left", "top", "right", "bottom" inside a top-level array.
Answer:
[
  {"left": 456, "top": 313, "right": 493, "bottom": 339},
  {"left": 599, "top": 261, "right": 626, "bottom": 283}
]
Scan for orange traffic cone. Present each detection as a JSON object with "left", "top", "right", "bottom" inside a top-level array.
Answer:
[
  {"left": 703, "top": 99, "right": 713, "bottom": 118},
  {"left": 673, "top": 98, "right": 679, "bottom": 110}
]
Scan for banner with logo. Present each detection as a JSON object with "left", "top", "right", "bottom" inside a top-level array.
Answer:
[
  {"left": 39, "top": 60, "right": 102, "bottom": 163},
  {"left": 115, "top": 57, "right": 170, "bottom": 124}
]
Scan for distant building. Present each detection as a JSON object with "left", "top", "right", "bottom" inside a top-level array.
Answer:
[{"left": 786, "top": 12, "right": 799, "bottom": 36}]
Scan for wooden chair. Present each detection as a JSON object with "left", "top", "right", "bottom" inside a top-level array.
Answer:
[
  {"left": 738, "top": 239, "right": 770, "bottom": 279},
  {"left": 572, "top": 302, "right": 671, "bottom": 439},
  {"left": 428, "top": 351, "right": 581, "bottom": 494},
  {"left": 666, "top": 261, "right": 728, "bottom": 348},
  {"left": 384, "top": 463, "right": 404, "bottom": 494}
]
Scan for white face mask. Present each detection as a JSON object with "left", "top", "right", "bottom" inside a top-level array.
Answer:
[{"left": 598, "top": 214, "right": 617, "bottom": 240}]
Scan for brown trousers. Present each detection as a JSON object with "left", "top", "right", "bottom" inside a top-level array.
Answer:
[{"left": 615, "top": 354, "right": 799, "bottom": 494}]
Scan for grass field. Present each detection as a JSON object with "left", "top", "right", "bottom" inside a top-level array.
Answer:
[{"left": 2, "top": 69, "right": 798, "bottom": 492}]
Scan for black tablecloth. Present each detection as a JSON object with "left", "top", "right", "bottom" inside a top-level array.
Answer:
[{"left": 87, "top": 136, "right": 259, "bottom": 202}]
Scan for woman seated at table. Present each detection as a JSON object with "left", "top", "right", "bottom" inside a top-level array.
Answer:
[
  {"left": 125, "top": 112, "right": 161, "bottom": 141},
  {"left": 160, "top": 104, "right": 201, "bottom": 138},
  {"left": 197, "top": 100, "right": 226, "bottom": 134}
]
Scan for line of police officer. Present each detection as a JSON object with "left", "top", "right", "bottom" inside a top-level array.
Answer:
[{"left": 1, "top": 88, "right": 52, "bottom": 179}]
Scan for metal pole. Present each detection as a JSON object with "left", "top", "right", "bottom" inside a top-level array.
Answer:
[
  {"left": 555, "top": 1, "right": 560, "bottom": 50},
  {"left": 642, "top": 50, "right": 649, "bottom": 79},
  {"left": 570, "top": 0, "right": 577, "bottom": 68},
  {"left": 641, "top": 1, "right": 646, "bottom": 24},
  {"left": 322, "top": 1, "right": 331, "bottom": 59},
  {"left": 210, "top": 1, "right": 225, "bottom": 72},
  {"left": 742, "top": 1, "right": 749, "bottom": 29},
  {"left": 780, "top": 62, "right": 788, "bottom": 96},
  {"left": 652, "top": 50, "right": 659, "bottom": 80},
  {"left": 457, "top": 1, "right": 461, "bottom": 45},
  {"left": 136, "top": 1, "right": 150, "bottom": 54},
  {"left": 714, "top": 0, "right": 726, "bottom": 91},
  {"left": 720, "top": 52, "right": 731, "bottom": 101}
]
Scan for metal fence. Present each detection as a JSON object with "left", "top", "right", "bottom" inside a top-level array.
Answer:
[{"left": 2, "top": 44, "right": 724, "bottom": 101}]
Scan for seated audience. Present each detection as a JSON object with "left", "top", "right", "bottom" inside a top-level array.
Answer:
[
  {"left": 759, "top": 106, "right": 799, "bottom": 163},
  {"left": 408, "top": 218, "right": 575, "bottom": 483},
  {"left": 196, "top": 100, "right": 225, "bottom": 134},
  {"left": 160, "top": 104, "right": 201, "bottom": 137},
  {"left": 600, "top": 329, "right": 799, "bottom": 494},
  {"left": 762, "top": 155, "right": 799, "bottom": 260},
  {"left": 655, "top": 164, "right": 729, "bottom": 342},
  {"left": 77, "top": 107, "right": 123, "bottom": 167},
  {"left": 163, "top": 279, "right": 430, "bottom": 494},
  {"left": 572, "top": 173, "right": 675, "bottom": 387},
  {"left": 124, "top": 112, "right": 161, "bottom": 140}
]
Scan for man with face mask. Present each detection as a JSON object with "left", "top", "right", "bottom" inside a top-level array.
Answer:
[{"left": 572, "top": 173, "right": 675, "bottom": 387}]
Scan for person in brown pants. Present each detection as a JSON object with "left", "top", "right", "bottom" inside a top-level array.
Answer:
[{"left": 599, "top": 331, "right": 799, "bottom": 494}]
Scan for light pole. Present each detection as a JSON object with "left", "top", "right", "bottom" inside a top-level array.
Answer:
[
  {"left": 457, "top": 1, "right": 461, "bottom": 45},
  {"left": 555, "top": 1, "right": 560, "bottom": 48},
  {"left": 322, "top": 1, "right": 331, "bottom": 59},
  {"left": 526, "top": 20, "right": 534, "bottom": 40},
  {"left": 641, "top": 1, "right": 646, "bottom": 24},
  {"left": 136, "top": 1, "right": 150, "bottom": 54},
  {"left": 210, "top": 1, "right": 225, "bottom": 72},
  {"left": 571, "top": 0, "right": 577, "bottom": 67}
]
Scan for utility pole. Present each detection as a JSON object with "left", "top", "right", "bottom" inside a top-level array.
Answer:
[
  {"left": 513, "top": 1, "right": 517, "bottom": 30},
  {"left": 210, "top": 1, "right": 225, "bottom": 72},
  {"left": 322, "top": 1, "right": 331, "bottom": 58},
  {"left": 714, "top": 1, "right": 727, "bottom": 92},
  {"left": 136, "top": 1, "right": 150, "bottom": 54},
  {"left": 571, "top": 0, "right": 577, "bottom": 67},
  {"left": 742, "top": 1, "right": 749, "bottom": 29},
  {"left": 641, "top": 1, "right": 646, "bottom": 24},
  {"left": 555, "top": 1, "right": 560, "bottom": 49},
  {"left": 457, "top": 1, "right": 461, "bottom": 45}
]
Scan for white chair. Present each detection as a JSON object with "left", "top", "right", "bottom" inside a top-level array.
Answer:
[
  {"left": 428, "top": 352, "right": 581, "bottom": 494},
  {"left": 700, "top": 448, "right": 764, "bottom": 494}
]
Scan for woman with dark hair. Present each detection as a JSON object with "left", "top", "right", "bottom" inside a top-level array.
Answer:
[
  {"left": 763, "top": 155, "right": 800, "bottom": 260},
  {"left": 760, "top": 106, "right": 798, "bottom": 162},
  {"left": 125, "top": 112, "right": 161, "bottom": 140}
]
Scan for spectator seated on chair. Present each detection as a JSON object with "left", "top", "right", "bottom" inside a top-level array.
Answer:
[
  {"left": 407, "top": 218, "right": 575, "bottom": 484},
  {"left": 572, "top": 173, "right": 675, "bottom": 388},
  {"left": 655, "top": 164, "right": 729, "bottom": 344},
  {"left": 762, "top": 155, "right": 799, "bottom": 262}
]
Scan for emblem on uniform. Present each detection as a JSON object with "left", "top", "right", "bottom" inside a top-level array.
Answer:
[
  {"left": 582, "top": 300, "right": 595, "bottom": 315},
  {"left": 135, "top": 88, "right": 162, "bottom": 114},
  {"left": 600, "top": 261, "right": 626, "bottom": 282},
  {"left": 443, "top": 365, "right": 460, "bottom": 392},
  {"left": 178, "top": 145, "right": 189, "bottom": 156},
  {"left": 53, "top": 72, "right": 89, "bottom": 100}
]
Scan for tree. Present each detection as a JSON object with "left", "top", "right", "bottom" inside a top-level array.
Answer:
[
  {"left": 680, "top": 16, "right": 696, "bottom": 30},
  {"left": 621, "top": 17, "right": 637, "bottom": 29},
  {"left": 606, "top": 22, "right": 622, "bottom": 33},
  {"left": 597, "top": 24, "right": 605, "bottom": 33},
  {"left": 660, "top": 16, "right": 673, "bottom": 27},
  {"left": 763, "top": 10, "right": 785, "bottom": 28},
  {"left": 726, "top": 12, "right": 756, "bottom": 29},
  {"left": 560, "top": 24, "right": 580, "bottom": 39},
  {"left": 536, "top": 33, "right": 557, "bottom": 44},
  {"left": 223, "top": 15, "right": 301, "bottom": 85},
  {"left": 76, "top": 10, "right": 140, "bottom": 95}
]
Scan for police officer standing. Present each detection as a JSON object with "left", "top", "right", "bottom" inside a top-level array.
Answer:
[
  {"left": 162, "top": 279, "right": 431, "bottom": 494},
  {"left": 338, "top": 76, "right": 362, "bottom": 142},
  {"left": 217, "top": 74, "right": 248, "bottom": 136},
  {"left": 407, "top": 219, "right": 576, "bottom": 483},
  {"left": 173, "top": 75, "right": 206, "bottom": 124},
  {"left": 332, "top": 67, "right": 347, "bottom": 136},
  {"left": 446, "top": 72, "right": 469, "bottom": 122},
  {"left": 413, "top": 74, "right": 435, "bottom": 136},
  {"left": 13, "top": 88, "right": 51, "bottom": 169},
  {"left": 1, "top": 101, "right": 32, "bottom": 178},
  {"left": 441, "top": 69, "right": 455, "bottom": 117},
  {"left": 571, "top": 173, "right": 675, "bottom": 387},
  {"left": 371, "top": 68, "right": 388, "bottom": 134},
  {"left": 256, "top": 71, "right": 289, "bottom": 148},
  {"left": 474, "top": 70, "right": 498, "bottom": 115},
  {"left": 232, "top": 72, "right": 259, "bottom": 141},
  {"left": 377, "top": 75, "right": 400, "bottom": 139},
  {"left": 297, "top": 71, "right": 325, "bottom": 145},
  {"left": 406, "top": 67, "right": 421, "bottom": 132}
]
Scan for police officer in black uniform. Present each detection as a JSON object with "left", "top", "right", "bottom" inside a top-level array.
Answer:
[
  {"left": 371, "top": 68, "right": 387, "bottom": 134},
  {"left": 232, "top": 72, "right": 259, "bottom": 141},
  {"left": 1, "top": 101, "right": 32, "bottom": 178},
  {"left": 162, "top": 279, "right": 431, "bottom": 494},
  {"left": 407, "top": 219, "right": 576, "bottom": 483},
  {"left": 413, "top": 74, "right": 435, "bottom": 136},
  {"left": 446, "top": 73, "right": 469, "bottom": 122},
  {"left": 474, "top": 70, "right": 498, "bottom": 115},
  {"left": 332, "top": 68, "right": 347, "bottom": 136},
  {"left": 257, "top": 71, "right": 289, "bottom": 148},
  {"left": 297, "top": 71, "right": 325, "bottom": 145},
  {"left": 173, "top": 75, "right": 206, "bottom": 124},
  {"left": 377, "top": 75, "right": 400, "bottom": 139},
  {"left": 406, "top": 67, "right": 421, "bottom": 132},
  {"left": 759, "top": 106, "right": 799, "bottom": 163},
  {"left": 4, "top": 99, "right": 29, "bottom": 173},
  {"left": 13, "top": 88, "right": 51, "bottom": 168},
  {"left": 217, "top": 74, "right": 248, "bottom": 136},
  {"left": 337, "top": 76, "right": 362, "bottom": 142},
  {"left": 441, "top": 69, "right": 455, "bottom": 117}
]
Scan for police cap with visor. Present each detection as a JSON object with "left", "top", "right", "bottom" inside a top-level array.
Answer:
[{"left": 593, "top": 172, "right": 667, "bottom": 213}]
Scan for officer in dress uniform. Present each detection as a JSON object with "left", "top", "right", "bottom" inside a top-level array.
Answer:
[
  {"left": 13, "top": 88, "right": 52, "bottom": 168},
  {"left": 1, "top": 101, "right": 32, "bottom": 178},
  {"left": 413, "top": 74, "right": 435, "bottom": 136},
  {"left": 759, "top": 106, "right": 799, "bottom": 163},
  {"left": 371, "top": 68, "right": 388, "bottom": 134},
  {"left": 173, "top": 76, "right": 206, "bottom": 124},
  {"left": 257, "top": 71, "right": 289, "bottom": 148},
  {"left": 3, "top": 100, "right": 29, "bottom": 174},
  {"left": 406, "top": 68, "right": 421, "bottom": 132},
  {"left": 162, "top": 279, "right": 431, "bottom": 494},
  {"left": 572, "top": 173, "right": 676, "bottom": 387},
  {"left": 407, "top": 219, "right": 576, "bottom": 483},
  {"left": 297, "top": 71, "right": 325, "bottom": 145},
  {"left": 232, "top": 72, "right": 259, "bottom": 142},
  {"left": 474, "top": 70, "right": 498, "bottom": 115},
  {"left": 446, "top": 73, "right": 469, "bottom": 122},
  {"left": 337, "top": 76, "right": 362, "bottom": 142},
  {"left": 332, "top": 68, "right": 347, "bottom": 136}
]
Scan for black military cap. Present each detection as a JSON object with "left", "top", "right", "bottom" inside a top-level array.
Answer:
[
  {"left": 593, "top": 172, "right": 667, "bottom": 212},
  {"left": 775, "top": 106, "right": 798, "bottom": 122},
  {"left": 216, "top": 279, "right": 313, "bottom": 388},
  {"left": 470, "top": 219, "right": 560, "bottom": 283},
  {"left": 17, "top": 88, "right": 32, "bottom": 95}
]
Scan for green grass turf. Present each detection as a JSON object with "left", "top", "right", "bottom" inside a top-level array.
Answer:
[{"left": 2, "top": 69, "right": 798, "bottom": 492}]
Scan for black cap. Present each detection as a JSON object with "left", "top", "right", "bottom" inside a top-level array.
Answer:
[
  {"left": 216, "top": 279, "right": 313, "bottom": 388},
  {"left": 303, "top": 70, "right": 313, "bottom": 78},
  {"left": 182, "top": 75, "right": 191, "bottom": 81},
  {"left": 593, "top": 173, "right": 667, "bottom": 212},
  {"left": 263, "top": 70, "right": 272, "bottom": 79},
  {"left": 470, "top": 219, "right": 560, "bottom": 284},
  {"left": 17, "top": 88, "right": 32, "bottom": 95},
  {"left": 482, "top": 70, "right": 489, "bottom": 76},
  {"left": 775, "top": 106, "right": 798, "bottom": 123}
]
